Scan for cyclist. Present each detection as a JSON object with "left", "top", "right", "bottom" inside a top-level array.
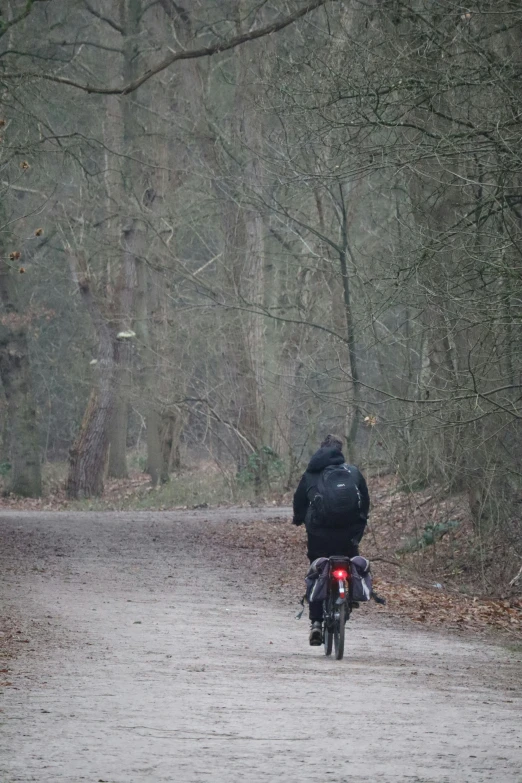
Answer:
[{"left": 292, "top": 434, "right": 370, "bottom": 645}]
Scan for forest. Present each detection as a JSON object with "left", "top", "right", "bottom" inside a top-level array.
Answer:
[{"left": 0, "top": 1, "right": 520, "bottom": 590}]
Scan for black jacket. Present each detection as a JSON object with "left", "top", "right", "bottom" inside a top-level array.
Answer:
[{"left": 292, "top": 447, "right": 370, "bottom": 526}]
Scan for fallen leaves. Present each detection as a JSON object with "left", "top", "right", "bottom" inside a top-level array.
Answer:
[
  {"left": 370, "top": 578, "right": 522, "bottom": 636},
  {"left": 213, "top": 510, "right": 522, "bottom": 639}
]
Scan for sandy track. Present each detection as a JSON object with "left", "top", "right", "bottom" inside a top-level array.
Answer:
[{"left": 1, "top": 509, "right": 521, "bottom": 783}]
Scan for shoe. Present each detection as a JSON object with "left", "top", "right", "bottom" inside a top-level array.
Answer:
[{"left": 309, "top": 621, "right": 322, "bottom": 646}]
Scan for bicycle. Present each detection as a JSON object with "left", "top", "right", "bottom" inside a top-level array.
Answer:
[{"left": 322, "top": 555, "right": 353, "bottom": 660}]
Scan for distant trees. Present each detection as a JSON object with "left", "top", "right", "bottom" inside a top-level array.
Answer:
[
  {"left": 0, "top": 1, "right": 520, "bottom": 585},
  {"left": 0, "top": 0, "right": 335, "bottom": 497},
  {"left": 259, "top": 0, "right": 521, "bottom": 566}
]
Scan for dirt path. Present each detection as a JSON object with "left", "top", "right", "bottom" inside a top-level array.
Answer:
[{"left": 1, "top": 510, "right": 521, "bottom": 783}]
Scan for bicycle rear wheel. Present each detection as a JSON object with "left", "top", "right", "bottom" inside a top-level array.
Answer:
[
  {"left": 323, "top": 596, "right": 333, "bottom": 656},
  {"left": 334, "top": 602, "right": 346, "bottom": 660}
]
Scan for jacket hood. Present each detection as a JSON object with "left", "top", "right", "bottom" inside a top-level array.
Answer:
[{"left": 306, "top": 446, "right": 345, "bottom": 473}]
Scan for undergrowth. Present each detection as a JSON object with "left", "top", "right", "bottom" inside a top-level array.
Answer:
[{"left": 73, "top": 470, "right": 239, "bottom": 511}]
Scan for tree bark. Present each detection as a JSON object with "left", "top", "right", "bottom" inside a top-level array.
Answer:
[
  {"left": 107, "top": 259, "right": 135, "bottom": 478},
  {"left": 145, "top": 408, "right": 162, "bottom": 487},
  {"left": 107, "top": 342, "right": 131, "bottom": 478},
  {"left": 104, "top": 84, "right": 136, "bottom": 479},
  {"left": 225, "top": 8, "right": 270, "bottom": 478},
  {"left": 160, "top": 410, "right": 185, "bottom": 481},
  {"left": 338, "top": 185, "right": 361, "bottom": 462},
  {"left": 66, "top": 278, "right": 116, "bottom": 498},
  {"left": 0, "top": 255, "right": 42, "bottom": 496}
]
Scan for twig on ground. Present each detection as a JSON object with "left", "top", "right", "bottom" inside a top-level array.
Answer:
[{"left": 371, "top": 556, "right": 402, "bottom": 567}]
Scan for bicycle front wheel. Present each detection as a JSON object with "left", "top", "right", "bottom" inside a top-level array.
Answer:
[{"left": 334, "top": 601, "right": 346, "bottom": 660}]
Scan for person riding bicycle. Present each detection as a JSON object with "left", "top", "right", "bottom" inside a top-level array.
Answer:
[{"left": 292, "top": 434, "right": 370, "bottom": 646}]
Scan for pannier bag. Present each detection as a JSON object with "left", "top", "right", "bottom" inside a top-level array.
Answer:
[
  {"left": 308, "top": 465, "right": 362, "bottom": 528},
  {"left": 305, "top": 557, "right": 330, "bottom": 603},
  {"left": 305, "top": 556, "right": 373, "bottom": 604},
  {"left": 350, "top": 556, "right": 372, "bottom": 602}
]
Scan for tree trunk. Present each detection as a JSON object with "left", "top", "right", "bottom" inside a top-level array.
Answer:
[
  {"left": 66, "top": 278, "right": 116, "bottom": 498},
  {"left": 67, "top": 387, "right": 112, "bottom": 498},
  {"left": 160, "top": 410, "right": 186, "bottom": 481},
  {"left": 134, "top": 244, "right": 166, "bottom": 486},
  {"left": 104, "top": 83, "right": 136, "bottom": 479},
  {"left": 108, "top": 361, "right": 129, "bottom": 478},
  {"left": 0, "top": 256, "right": 42, "bottom": 496},
  {"left": 338, "top": 185, "right": 361, "bottom": 462},
  {"left": 146, "top": 408, "right": 162, "bottom": 487},
  {"left": 122, "top": 0, "right": 171, "bottom": 487},
  {"left": 107, "top": 256, "right": 135, "bottom": 478},
  {"left": 223, "top": 18, "right": 269, "bottom": 483}
]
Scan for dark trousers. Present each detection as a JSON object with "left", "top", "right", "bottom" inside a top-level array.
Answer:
[{"left": 307, "top": 533, "right": 360, "bottom": 623}]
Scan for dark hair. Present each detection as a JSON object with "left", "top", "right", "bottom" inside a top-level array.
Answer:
[{"left": 320, "top": 433, "right": 343, "bottom": 450}]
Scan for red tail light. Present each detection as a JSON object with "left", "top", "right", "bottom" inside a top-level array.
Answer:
[{"left": 332, "top": 568, "right": 348, "bottom": 580}]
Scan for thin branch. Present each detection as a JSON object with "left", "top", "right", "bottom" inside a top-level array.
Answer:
[
  {"left": 2, "top": 0, "right": 337, "bottom": 94},
  {"left": 509, "top": 564, "right": 522, "bottom": 587},
  {"left": 182, "top": 398, "right": 256, "bottom": 453},
  {"left": 0, "top": 0, "right": 51, "bottom": 40},
  {"left": 140, "top": 1, "right": 161, "bottom": 21},
  {"left": 59, "top": 40, "right": 124, "bottom": 54},
  {"left": 193, "top": 252, "right": 223, "bottom": 277},
  {"left": 82, "top": 0, "right": 124, "bottom": 34}
]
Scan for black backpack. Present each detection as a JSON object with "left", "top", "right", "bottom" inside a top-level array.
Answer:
[{"left": 308, "top": 464, "right": 361, "bottom": 528}]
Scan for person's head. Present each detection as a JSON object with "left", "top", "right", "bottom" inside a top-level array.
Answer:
[{"left": 320, "top": 433, "right": 343, "bottom": 451}]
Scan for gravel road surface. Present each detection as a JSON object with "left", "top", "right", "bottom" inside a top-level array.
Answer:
[{"left": 1, "top": 509, "right": 521, "bottom": 782}]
